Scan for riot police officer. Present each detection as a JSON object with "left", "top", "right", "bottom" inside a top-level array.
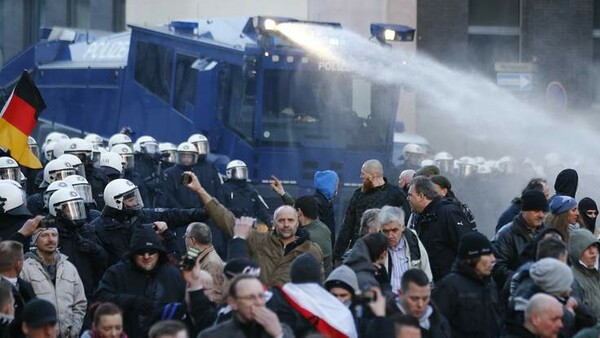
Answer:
[
  {"left": 222, "top": 160, "right": 272, "bottom": 226},
  {"left": 134, "top": 135, "right": 163, "bottom": 207},
  {"left": 64, "top": 138, "right": 109, "bottom": 210}
]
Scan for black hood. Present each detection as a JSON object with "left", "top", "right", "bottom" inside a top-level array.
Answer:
[
  {"left": 554, "top": 169, "right": 578, "bottom": 198},
  {"left": 129, "top": 225, "right": 167, "bottom": 255},
  {"left": 578, "top": 197, "right": 598, "bottom": 233}
]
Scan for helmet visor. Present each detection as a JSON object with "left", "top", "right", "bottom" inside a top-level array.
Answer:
[
  {"left": 30, "top": 145, "right": 40, "bottom": 159},
  {"left": 162, "top": 150, "right": 177, "bottom": 164},
  {"left": 193, "top": 142, "right": 209, "bottom": 155},
  {"left": 73, "top": 184, "right": 94, "bottom": 204},
  {"left": 142, "top": 142, "right": 158, "bottom": 155},
  {"left": 122, "top": 154, "right": 135, "bottom": 170},
  {"left": 59, "top": 199, "right": 87, "bottom": 221},
  {"left": 228, "top": 167, "right": 248, "bottom": 180},
  {"left": 0, "top": 167, "right": 21, "bottom": 181},
  {"left": 74, "top": 164, "right": 86, "bottom": 178},
  {"left": 54, "top": 168, "right": 77, "bottom": 181},
  {"left": 177, "top": 152, "right": 198, "bottom": 166},
  {"left": 119, "top": 188, "right": 144, "bottom": 210}
]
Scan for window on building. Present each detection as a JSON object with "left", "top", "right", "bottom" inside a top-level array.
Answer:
[
  {"left": 134, "top": 41, "right": 173, "bottom": 103},
  {"left": 173, "top": 54, "right": 198, "bottom": 115},
  {"left": 468, "top": 0, "right": 520, "bottom": 76}
]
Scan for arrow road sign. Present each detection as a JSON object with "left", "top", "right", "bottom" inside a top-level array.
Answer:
[{"left": 496, "top": 73, "right": 532, "bottom": 91}]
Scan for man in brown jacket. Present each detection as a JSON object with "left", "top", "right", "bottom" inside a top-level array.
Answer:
[
  {"left": 184, "top": 222, "right": 225, "bottom": 303},
  {"left": 184, "top": 172, "right": 323, "bottom": 286}
]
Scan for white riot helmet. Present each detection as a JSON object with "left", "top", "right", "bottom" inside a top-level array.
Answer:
[
  {"left": 402, "top": 143, "right": 425, "bottom": 165},
  {"left": 103, "top": 178, "right": 144, "bottom": 211},
  {"left": 53, "top": 138, "right": 72, "bottom": 158},
  {"left": 458, "top": 157, "right": 478, "bottom": 178},
  {"left": 48, "top": 188, "right": 86, "bottom": 222},
  {"left": 41, "top": 159, "right": 76, "bottom": 188},
  {"left": 159, "top": 142, "right": 177, "bottom": 164},
  {"left": 0, "top": 181, "right": 29, "bottom": 216},
  {"left": 28, "top": 136, "right": 39, "bottom": 160},
  {"left": 108, "top": 133, "right": 133, "bottom": 150},
  {"left": 110, "top": 144, "right": 134, "bottom": 171},
  {"left": 176, "top": 142, "right": 199, "bottom": 166},
  {"left": 497, "top": 156, "right": 516, "bottom": 175},
  {"left": 44, "top": 132, "right": 69, "bottom": 145},
  {"left": 63, "top": 175, "right": 94, "bottom": 204},
  {"left": 100, "top": 152, "right": 124, "bottom": 178},
  {"left": 135, "top": 136, "right": 159, "bottom": 155},
  {"left": 0, "top": 157, "right": 21, "bottom": 181},
  {"left": 58, "top": 154, "right": 86, "bottom": 178},
  {"left": 226, "top": 160, "right": 248, "bottom": 180},
  {"left": 187, "top": 134, "right": 210, "bottom": 156},
  {"left": 43, "top": 142, "right": 57, "bottom": 162},
  {"left": 402, "top": 143, "right": 425, "bottom": 157},
  {"left": 63, "top": 138, "right": 95, "bottom": 166},
  {"left": 420, "top": 159, "right": 435, "bottom": 167},
  {"left": 434, "top": 151, "right": 454, "bottom": 174},
  {"left": 44, "top": 180, "right": 73, "bottom": 209},
  {"left": 84, "top": 133, "right": 104, "bottom": 147}
]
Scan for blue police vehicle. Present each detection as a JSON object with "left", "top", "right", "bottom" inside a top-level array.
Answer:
[{"left": 0, "top": 17, "right": 414, "bottom": 220}]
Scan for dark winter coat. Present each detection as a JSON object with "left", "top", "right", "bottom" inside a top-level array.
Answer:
[
  {"left": 94, "top": 226, "right": 186, "bottom": 338},
  {"left": 1, "top": 276, "right": 35, "bottom": 338},
  {"left": 91, "top": 207, "right": 209, "bottom": 267},
  {"left": 413, "top": 197, "right": 474, "bottom": 282},
  {"left": 162, "top": 162, "right": 223, "bottom": 209},
  {"left": 492, "top": 214, "right": 546, "bottom": 291},
  {"left": 198, "top": 315, "right": 294, "bottom": 338},
  {"left": 334, "top": 181, "right": 409, "bottom": 261},
  {"left": 223, "top": 179, "right": 272, "bottom": 225},
  {"left": 85, "top": 166, "right": 109, "bottom": 210},
  {"left": 432, "top": 260, "right": 502, "bottom": 338},
  {"left": 0, "top": 214, "right": 30, "bottom": 242},
  {"left": 386, "top": 296, "right": 452, "bottom": 338},
  {"left": 496, "top": 200, "right": 521, "bottom": 233}
]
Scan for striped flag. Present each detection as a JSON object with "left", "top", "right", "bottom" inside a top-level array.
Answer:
[{"left": 0, "top": 71, "right": 46, "bottom": 169}]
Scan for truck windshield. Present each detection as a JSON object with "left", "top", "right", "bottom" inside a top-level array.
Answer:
[{"left": 261, "top": 69, "right": 394, "bottom": 149}]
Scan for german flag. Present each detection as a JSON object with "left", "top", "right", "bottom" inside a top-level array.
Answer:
[{"left": 0, "top": 71, "right": 46, "bottom": 169}]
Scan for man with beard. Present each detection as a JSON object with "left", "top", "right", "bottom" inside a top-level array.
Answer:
[
  {"left": 334, "top": 159, "right": 409, "bottom": 263},
  {"left": 202, "top": 168, "right": 323, "bottom": 286}
]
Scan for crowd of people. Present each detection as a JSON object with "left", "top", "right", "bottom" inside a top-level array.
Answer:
[{"left": 0, "top": 130, "right": 599, "bottom": 338}]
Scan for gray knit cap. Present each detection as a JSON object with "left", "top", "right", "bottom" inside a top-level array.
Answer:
[{"left": 529, "top": 258, "right": 573, "bottom": 296}]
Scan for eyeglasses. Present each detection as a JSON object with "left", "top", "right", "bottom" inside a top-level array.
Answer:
[
  {"left": 235, "top": 292, "right": 267, "bottom": 302},
  {"left": 586, "top": 211, "right": 599, "bottom": 217}
]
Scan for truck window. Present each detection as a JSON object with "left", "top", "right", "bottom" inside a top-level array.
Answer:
[
  {"left": 173, "top": 53, "right": 198, "bottom": 115},
  {"left": 260, "top": 69, "right": 391, "bottom": 149},
  {"left": 219, "top": 64, "right": 255, "bottom": 142},
  {"left": 134, "top": 41, "right": 173, "bottom": 103}
]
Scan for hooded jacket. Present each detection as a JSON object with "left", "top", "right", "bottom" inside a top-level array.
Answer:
[
  {"left": 325, "top": 264, "right": 360, "bottom": 296},
  {"left": 554, "top": 169, "right": 578, "bottom": 198},
  {"left": 343, "top": 238, "right": 380, "bottom": 291},
  {"left": 578, "top": 198, "right": 598, "bottom": 235},
  {"left": 20, "top": 251, "right": 87, "bottom": 338},
  {"left": 94, "top": 225, "right": 186, "bottom": 338},
  {"left": 432, "top": 260, "right": 502, "bottom": 338},
  {"left": 569, "top": 229, "right": 600, "bottom": 320}
]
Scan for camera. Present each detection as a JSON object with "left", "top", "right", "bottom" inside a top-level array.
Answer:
[
  {"left": 353, "top": 289, "right": 377, "bottom": 305},
  {"left": 180, "top": 172, "right": 192, "bottom": 185},
  {"left": 179, "top": 247, "right": 200, "bottom": 271}
]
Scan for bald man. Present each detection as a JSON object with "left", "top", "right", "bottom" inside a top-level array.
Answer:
[
  {"left": 503, "top": 293, "right": 563, "bottom": 338},
  {"left": 334, "top": 159, "right": 410, "bottom": 262}
]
